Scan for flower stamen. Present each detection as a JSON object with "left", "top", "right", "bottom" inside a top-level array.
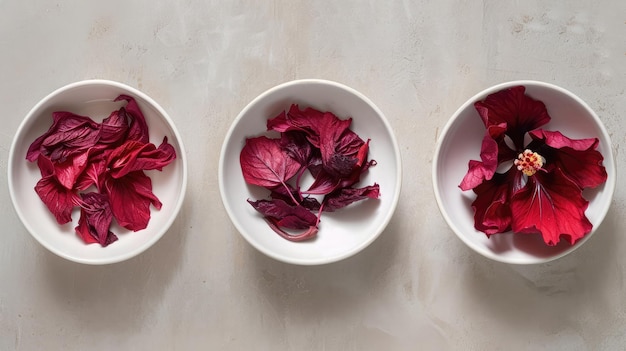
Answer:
[{"left": 514, "top": 149, "right": 545, "bottom": 176}]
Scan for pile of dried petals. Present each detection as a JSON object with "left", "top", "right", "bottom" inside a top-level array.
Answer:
[
  {"left": 459, "top": 86, "right": 607, "bottom": 246},
  {"left": 26, "top": 95, "right": 176, "bottom": 247},
  {"left": 240, "top": 104, "right": 379, "bottom": 241}
]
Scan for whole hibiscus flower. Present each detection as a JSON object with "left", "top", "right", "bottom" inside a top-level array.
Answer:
[{"left": 459, "top": 86, "right": 607, "bottom": 246}]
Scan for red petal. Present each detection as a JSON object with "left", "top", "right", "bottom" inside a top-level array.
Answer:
[
  {"left": 528, "top": 129, "right": 607, "bottom": 189},
  {"left": 26, "top": 111, "right": 99, "bottom": 162},
  {"left": 52, "top": 151, "right": 90, "bottom": 189},
  {"left": 98, "top": 109, "right": 129, "bottom": 145},
  {"left": 105, "top": 171, "right": 161, "bottom": 231},
  {"left": 240, "top": 136, "right": 302, "bottom": 189},
  {"left": 475, "top": 86, "right": 551, "bottom": 149},
  {"left": 106, "top": 138, "right": 176, "bottom": 179},
  {"left": 510, "top": 169, "right": 592, "bottom": 245},
  {"left": 34, "top": 155, "right": 79, "bottom": 224}
]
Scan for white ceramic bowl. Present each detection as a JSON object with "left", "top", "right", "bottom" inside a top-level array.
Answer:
[
  {"left": 8, "top": 80, "right": 187, "bottom": 265},
  {"left": 433, "top": 80, "right": 616, "bottom": 264},
  {"left": 219, "top": 79, "right": 401, "bottom": 265}
]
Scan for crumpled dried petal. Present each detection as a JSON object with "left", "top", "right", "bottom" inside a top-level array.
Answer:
[
  {"left": 247, "top": 198, "right": 318, "bottom": 229},
  {"left": 106, "top": 137, "right": 176, "bottom": 179},
  {"left": 75, "top": 192, "right": 118, "bottom": 246},
  {"left": 34, "top": 154, "right": 80, "bottom": 224},
  {"left": 26, "top": 111, "right": 100, "bottom": 163},
  {"left": 322, "top": 183, "right": 380, "bottom": 212},
  {"left": 104, "top": 170, "right": 162, "bottom": 231},
  {"left": 459, "top": 123, "right": 507, "bottom": 191},
  {"left": 470, "top": 169, "right": 520, "bottom": 235},
  {"left": 115, "top": 95, "right": 150, "bottom": 144}
]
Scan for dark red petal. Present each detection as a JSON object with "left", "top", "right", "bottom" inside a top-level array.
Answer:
[
  {"left": 240, "top": 136, "right": 301, "bottom": 189},
  {"left": 529, "top": 129, "right": 607, "bottom": 189},
  {"left": 474, "top": 86, "right": 551, "bottom": 149},
  {"left": 26, "top": 111, "right": 99, "bottom": 162},
  {"left": 470, "top": 169, "right": 520, "bottom": 235},
  {"left": 459, "top": 123, "right": 507, "bottom": 191},
  {"left": 105, "top": 171, "right": 161, "bottom": 231},
  {"left": 510, "top": 169, "right": 592, "bottom": 245},
  {"left": 75, "top": 192, "right": 118, "bottom": 247},
  {"left": 115, "top": 95, "right": 150, "bottom": 144},
  {"left": 247, "top": 198, "right": 318, "bottom": 229},
  {"left": 279, "top": 131, "right": 313, "bottom": 166},
  {"left": 99, "top": 109, "right": 129, "bottom": 145},
  {"left": 322, "top": 183, "right": 380, "bottom": 212}
]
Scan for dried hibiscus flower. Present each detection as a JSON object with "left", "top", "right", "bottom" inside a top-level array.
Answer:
[
  {"left": 240, "top": 104, "right": 380, "bottom": 241},
  {"left": 460, "top": 86, "right": 607, "bottom": 246},
  {"left": 27, "top": 96, "right": 176, "bottom": 247}
]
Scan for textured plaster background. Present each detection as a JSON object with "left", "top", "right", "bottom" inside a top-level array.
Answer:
[{"left": 0, "top": 1, "right": 624, "bottom": 350}]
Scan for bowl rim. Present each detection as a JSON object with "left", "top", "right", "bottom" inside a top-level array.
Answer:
[
  {"left": 8, "top": 79, "right": 188, "bottom": 265},
  {"left": 218, "top": 78, "right": 402, "bottom": 265},
  {"left": 432, "top": 79, "right": 617, "bottom": 264}
]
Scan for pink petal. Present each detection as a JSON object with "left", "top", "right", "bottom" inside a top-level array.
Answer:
[{"left": 510, "top": 168, "right": 592, "bottom": 245}]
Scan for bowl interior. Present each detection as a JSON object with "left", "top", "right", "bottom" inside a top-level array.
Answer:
[
  {"left": 219, "top": 80, "right": 401, "bottom": 265},
  {"left": 8, "top": 81, "right": 187, "bottom": 264},
  {"left": 433, "top": 81, "right": 616, "bottom": 264}
]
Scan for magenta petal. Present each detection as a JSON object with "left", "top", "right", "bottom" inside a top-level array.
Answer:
[
  {"left": 75, "top": 192, "right": 118, "bottom": 247},
  {"left": 510, "top": 169, "right": 592, "bottom": 245},
  {"left": 528, "top": 129, "right": 607, "bottom": 189},
  {"left": 475, "top": 86, "right": 551, "bottom": 148},
  {"left": 105, "top": 171, "right": 161, "bottom": 231}
]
